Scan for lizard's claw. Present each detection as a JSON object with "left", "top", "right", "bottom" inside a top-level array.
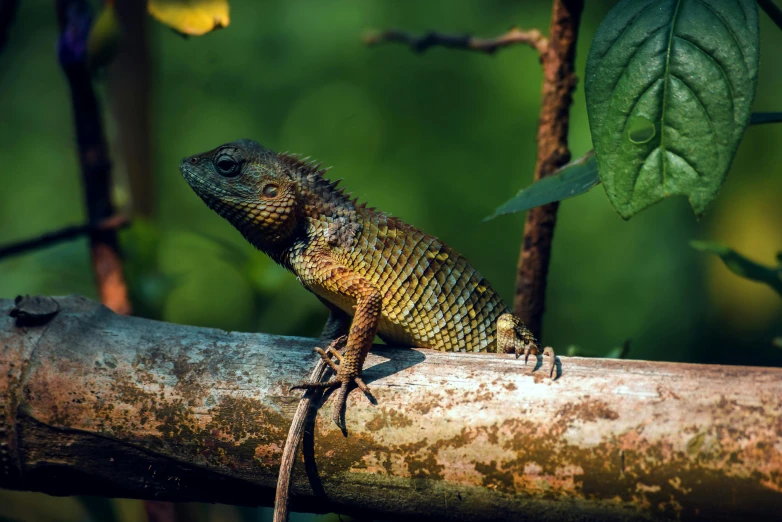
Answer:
[
  {"left": 515, "top": 343, "right": 556, "bottom": 378},
  {"left": 542, "top": 346, "right": 556, "bottom": 379},
  {"left": 290, "top": 372, "right": 374, "bottom": 430},
  {"left": 290, "top": 336, "right": 374, "bottom": 430}
]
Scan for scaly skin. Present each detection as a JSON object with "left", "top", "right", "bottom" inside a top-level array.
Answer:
[{"left": 180, "top": 139, "right": 555, "bottom": 428}]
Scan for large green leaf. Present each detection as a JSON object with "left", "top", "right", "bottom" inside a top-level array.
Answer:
[
  {"left": 585, "top": 0, "right": 759, "bottom": 219},
  {"left": 484, "top": 109, "right": 779, "bottom": 219},
  {"left": 484, "top": 151, "right": 599, "bottom": 220}
]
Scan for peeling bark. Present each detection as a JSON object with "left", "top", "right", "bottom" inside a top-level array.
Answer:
[{"left": 0, "top": 296, "right": 781, "bottom": 521}]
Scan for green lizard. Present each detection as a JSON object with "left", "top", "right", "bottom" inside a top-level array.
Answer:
[{"left": 180, "top": 139, "right": 556, "bottom": 428}]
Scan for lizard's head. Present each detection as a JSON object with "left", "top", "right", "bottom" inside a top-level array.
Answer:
[{"left": 180, "top": 139, "right": 301, "bottom": 248}]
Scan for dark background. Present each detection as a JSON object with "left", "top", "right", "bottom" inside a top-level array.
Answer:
[{"left": 1, "top": 0, "right": 780, "bottom": 520}]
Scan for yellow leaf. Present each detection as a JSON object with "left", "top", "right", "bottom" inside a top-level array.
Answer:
[{"left": 148, "top": 0, "right": 230, "bottom": 36}]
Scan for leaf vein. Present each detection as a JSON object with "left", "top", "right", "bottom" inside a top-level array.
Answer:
[
  {"left": 621, "top": 77, "right": 663, "bottom": 137},
  {"left": 734, "top": 0, "right": 748, "bottom": 25},
  {"left": 672, "top": 35, "right": 735, "bottom": 114},
  {"left": 606, "top": 24, "right": 669, "bottom": 103},
  {"left": 660, "top": 0, "right": 684, "bottom": 194},
  {"left": 631, "top": 147, "right": 663, "bottom": 198},
  {"left": 598, "top": 0, "right": 659, "bottom": 61},
  {"left": 668, "top": 74, "right": 721, "bottom": 155},
  {"left": 666, "top": 149, "right": 701, "bottom": 178},
  {"left": 691, "top": 0, "right": 747, "bottom": 66}
]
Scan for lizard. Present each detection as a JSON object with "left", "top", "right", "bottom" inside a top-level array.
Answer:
[{"left": 179, "top": 138, "right": 557, "bottom": 430}]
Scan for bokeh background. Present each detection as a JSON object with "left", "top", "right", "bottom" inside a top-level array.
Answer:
[{"left": 1, "top": 1, "right": 781, "bottom": 521}]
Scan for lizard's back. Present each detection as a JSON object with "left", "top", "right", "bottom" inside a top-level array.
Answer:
[{"left": 304, "top": 205, "right": 511, "bottom": 353}]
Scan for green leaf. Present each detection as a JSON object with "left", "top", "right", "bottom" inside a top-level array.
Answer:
[
  {"left": 484, "top": 151, "right": 599, "bottom": 220},
  {"left": 690, "top": 241, "right": 782, "bottom": 297},
  {"left": 749, "top": 112, "right": 782, "bottom": 125},
  {"left": 485, "top": 110, "right": 772, "bottom": 218},
  {"left": 585, "top": 0, "right": 760, "bottom": 219}
]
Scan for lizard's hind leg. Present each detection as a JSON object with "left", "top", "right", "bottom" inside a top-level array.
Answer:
[{"left": 497, "top": 313, "right": 556, "bottom": 378}]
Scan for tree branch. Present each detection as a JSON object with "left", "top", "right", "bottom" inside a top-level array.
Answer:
[
  {"left": 1, "top": 296, "right": 780, "bottom": 520},
  {"left": 514, "top": 0, "right": 583, "bottom": 337},
  {"left": 0, "top": 215, "right": 129, "bottom": 260},
  {"left": 363, "top": 27, "right": 548, "bottom": 56}
]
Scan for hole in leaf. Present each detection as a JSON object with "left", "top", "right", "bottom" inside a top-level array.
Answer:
[{"left": 627, "top": 116, "right": 656, "bottom": 144}]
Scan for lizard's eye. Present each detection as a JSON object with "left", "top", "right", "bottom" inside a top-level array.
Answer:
[
  {"left": 262, "top": 183, "right": 279, "bottom": 199},
  {"left": 214, "top": 154, "right": 241, "bottom": 177}
]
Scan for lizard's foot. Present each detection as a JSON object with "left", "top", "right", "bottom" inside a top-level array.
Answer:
[
  {"left": 311, "top": 335, "right": 348, "bottom": 373},
  {"left": 519, "top": 345, "right": 556, "bottom": 379},
  {"left": 290, "top": 338, "right": 374, "bottom": 430},
  {"left": 497, "top": 313, "right": 557, "bottom": 379},
  {"left": 291, "top": 372, "right": 373, "bottom": 429}
]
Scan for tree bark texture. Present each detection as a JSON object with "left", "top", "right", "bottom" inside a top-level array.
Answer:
[{"left": 0, "top": 296, "right": 780, "bottom": 521}]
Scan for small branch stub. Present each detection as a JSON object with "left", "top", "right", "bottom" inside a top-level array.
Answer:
[
  {"left": 8, "top": 295, "right": 60, "bottom": 327},
  {"left": 364, "top": 27, "right": 549, "bottom": 57}
]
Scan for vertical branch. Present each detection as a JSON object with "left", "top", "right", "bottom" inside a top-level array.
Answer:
[
  {"left": 57, "top": 0, "right": 132, "bottom": 315},
  {"left": 513, "top": 0, "right": 583, "bottom": 337}
]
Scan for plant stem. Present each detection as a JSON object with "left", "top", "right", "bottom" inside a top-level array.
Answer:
[
  {"left": 513, "top": 0, "right": 584, "bottom": 338},
  {"left": 758, "top": 0, "right": 782, "bottom": 32},
  {"left": 56, "top": 0, "right": 132, "bottom": 315}
]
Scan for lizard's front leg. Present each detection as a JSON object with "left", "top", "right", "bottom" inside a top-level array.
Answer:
[
  {"left": 291, "top": 264, "right": 382, "bottom": 429},
  {"left": 497, "top": 313, "right": 556, "bottom": 378}
]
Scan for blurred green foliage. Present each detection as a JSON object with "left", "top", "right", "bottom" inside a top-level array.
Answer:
[
  {"left": 1, "top": 1, "right": 782, "bottom": 521},
  {"left": 690, "top": 240, "right": 782, "bottom": 296}
]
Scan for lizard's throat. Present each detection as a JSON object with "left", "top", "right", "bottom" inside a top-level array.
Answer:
[{"left": 206, "top": 198, "right": 300, "bottom": 253}]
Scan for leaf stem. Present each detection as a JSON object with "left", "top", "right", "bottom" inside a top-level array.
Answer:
[{"left": 758, "top": 0, "right": 782, "bottom": 32}]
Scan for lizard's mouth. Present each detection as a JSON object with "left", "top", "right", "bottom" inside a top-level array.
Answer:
[
  {"left": 179, "top": 160, "right": 238, "bottom": 219},
  {"left": 180, "top": 161, "right": 215, "bottom": 203},
  {"left": 179, "top": 159, "right": 211, "bottom": 193}
]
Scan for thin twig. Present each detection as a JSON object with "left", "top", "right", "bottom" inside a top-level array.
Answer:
[
  {"left": 57, "top": 0, "right": 132, "bottom": 315},
  {"left": 363, "top": 27, "right": 548, "bottom": 56},
  {"left": 0, "top": 215, "right": 129, "bottom": 260},
  {"left": 758, "top": 0, "right": 782, "bottom": 32},
  {"left": 514, "top": 0, "right": 583, "bottom": 338}
]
